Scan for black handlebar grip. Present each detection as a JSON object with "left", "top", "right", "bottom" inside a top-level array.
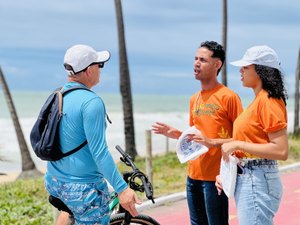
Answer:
[
  {"left": 115, "top": 145, "right": 126, "bottom": 158},
  {"left": 115, "top": 145, "right": 137, "bottom": 170},
  {"left": 140, "top": 176, "right": 154, "bottom": 202}
]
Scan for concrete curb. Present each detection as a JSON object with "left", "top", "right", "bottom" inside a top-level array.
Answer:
[
  {"left": 279, "top": 161, "right": 300, "bottom": 172},
  {"left": 137, "top": 191, "right": 186, "bottom": 212},
  {"left": 137, "top": 161, "right": 300, "bottom": 212}
]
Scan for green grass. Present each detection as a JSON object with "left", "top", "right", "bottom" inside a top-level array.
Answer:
[
  {"left": 1, "top": 137, "right": 300, "bottom": 224},
  {"left": 0, "top": 152, "right": 186, "bottom": 225},
  {"left": 0, "top": 178, "right": 53, "bottom": 225}
]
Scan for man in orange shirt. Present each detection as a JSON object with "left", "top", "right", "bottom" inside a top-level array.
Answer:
[{"left": 152, "top": 41, "right": 243, "bottom": 225}]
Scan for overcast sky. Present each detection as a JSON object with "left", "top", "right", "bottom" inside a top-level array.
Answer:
[{"left": 0, "top": 0, "right": 299, "bottom": 98}]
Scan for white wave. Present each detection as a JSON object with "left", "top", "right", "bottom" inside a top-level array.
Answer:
[{"left": 0, "top": 110, "right": 295, "bottom": 174}]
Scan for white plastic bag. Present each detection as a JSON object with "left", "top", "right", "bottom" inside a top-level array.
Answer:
[{"left": 220, "top": 155, "right": 239, "bottom": 198}]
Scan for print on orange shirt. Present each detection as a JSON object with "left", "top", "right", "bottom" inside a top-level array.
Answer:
[
  {"left": 218, "top": 127, "right": 230, "bottom": 139},
  {"left": 193, "top": 94, "right": 220, "bottom": 117},
  {"left": 187, "top": 85, "right": 243, "bottom": 181}
]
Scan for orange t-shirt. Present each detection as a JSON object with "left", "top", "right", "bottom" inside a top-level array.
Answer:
[
  {"left": 188, "top": 84, "right": 243, "bottom": 181},
  {"left": 233, "top": 89, "right": 287, "bottom": 159}
]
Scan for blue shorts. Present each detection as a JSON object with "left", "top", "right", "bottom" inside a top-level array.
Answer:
[
  {"left": 235, "top": 161, "right": 282, "bottom": 225},
  {"left": 45, "top": 174, "right": 110, "bottom": 225}
]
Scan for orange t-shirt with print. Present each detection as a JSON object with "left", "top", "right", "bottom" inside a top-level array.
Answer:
[
  {"left": 188, "top": 84, "right": 243, "bottom": 181},
  {"left": 233, "top": 89, "right": 287, "bottom": 159}
]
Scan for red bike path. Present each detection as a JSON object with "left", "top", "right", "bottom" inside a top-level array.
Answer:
[{"left": 142, "top": 167, "right": 300, "bottom": 225}]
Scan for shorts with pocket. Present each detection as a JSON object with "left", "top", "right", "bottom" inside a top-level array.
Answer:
[{"left": 45, "top": 174, "right": 110, "bottom": 225}]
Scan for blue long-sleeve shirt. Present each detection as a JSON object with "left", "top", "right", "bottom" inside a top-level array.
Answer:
[{"left": 46, "top": 82, "right": 127, "bottom": 194}]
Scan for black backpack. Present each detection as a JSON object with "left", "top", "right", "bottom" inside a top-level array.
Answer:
[{"left": 30, "top": 86, "right": 90, "bottom": 161}]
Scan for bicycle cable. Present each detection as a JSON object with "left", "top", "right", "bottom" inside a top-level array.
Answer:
[{"left": 129, "top": 171, "right": 152, "bottom": 193}]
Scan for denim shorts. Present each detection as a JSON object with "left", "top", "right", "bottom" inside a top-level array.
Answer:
[
  {"left": 45, "top": 174, "right": 110, "bottom": 225},
  {"left": 235, "top": 160, "right": 282, "bottom": 225}
]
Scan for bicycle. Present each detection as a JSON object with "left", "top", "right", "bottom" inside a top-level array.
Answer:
[{"left": 49, "top": 145, "right": 160, "bottom": 225}]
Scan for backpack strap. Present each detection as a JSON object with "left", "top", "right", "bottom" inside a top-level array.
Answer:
[
  {"left": 60, "top": 86, "right": 90, "bottom": 96},
  {"left": 62, "top": 140, "right": 88, "bottom": 157},
  {"left": 57, "top": 91, "right": 63, "bottom": 118},
  {"left": 57, "top": 85, "right": 111, "bottom": 158},
  {"left": 59, "top": 86, "right": 112, "bottom": 124},
  {"left": 58, "top": 86, "right": 90, "bottom": 158}
]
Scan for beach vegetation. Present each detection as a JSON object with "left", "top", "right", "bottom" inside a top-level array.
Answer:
[{"left": 0, "top": 178, "right": 53, "bottom": 225}]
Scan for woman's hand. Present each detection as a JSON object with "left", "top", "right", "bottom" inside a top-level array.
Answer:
[
  {"left": 187, "top": 133, "right": 214, "bottom": 148},
  {"left": 221, "top": 141, "right": 242, "bottom": 161},
  {"left": 215, "top": 175, "right": 223, "bottom": 195}
]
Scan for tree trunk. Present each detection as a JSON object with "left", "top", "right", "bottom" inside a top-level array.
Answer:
[
  {"left": 221, "top": 0, "right": 228, "bottom": 86},
  {"left": 294, "top": 48, "right": 300, "bottom": 134},
  {"left": 114, "top": 0, "right": 137, "bottom": 159},
  {"left": 0, "top": 67, "right": 40, "bottom": 178}
]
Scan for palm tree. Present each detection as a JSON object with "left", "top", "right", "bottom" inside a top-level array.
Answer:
[
  {"left": 294, "top": 48, "right": 300, "bottom": 134},
  {"left": 0, "top": 67, "right": 42, "bottom": 179},
  {"left": 114, "top": 0, "right": 137, "bottom": 159},
  {"left": 221, "top": 0, "right": 228, "bottom": 86}
]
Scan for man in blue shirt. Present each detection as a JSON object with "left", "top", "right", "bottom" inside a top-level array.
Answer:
[{"left": 44, "top": 44, "right": 141, "bottom": 225}]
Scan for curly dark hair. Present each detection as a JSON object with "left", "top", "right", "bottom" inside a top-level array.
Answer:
[
  {"left": 200, "top": 41, "right": 225, "bottom": 75},
  {"left": 255, "top": 64, "right": 288, "bottom": 105}
]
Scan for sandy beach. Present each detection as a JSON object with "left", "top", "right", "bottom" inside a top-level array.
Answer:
[
  {"left": 0, "top": 167, "right": 46, "bottom": 184},
  {"left": 0, "top": 171, "right": 21, "bottom": 183}
]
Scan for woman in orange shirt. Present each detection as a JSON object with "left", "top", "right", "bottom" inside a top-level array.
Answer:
[{"left": 214, "top": 45, "right": 288, "bottom": 225}]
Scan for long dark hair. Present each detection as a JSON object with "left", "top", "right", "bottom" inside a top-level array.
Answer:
[{"left": 255, "top": 64, "right": 288, "bottom": 105}]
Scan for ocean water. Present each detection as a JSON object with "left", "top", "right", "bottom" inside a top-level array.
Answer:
[
  {"left": 0, "top": 91, "right": 296, "bottom": 173},
  {"left": 0, "top": 91, "right": 191, "bottom": 173}
]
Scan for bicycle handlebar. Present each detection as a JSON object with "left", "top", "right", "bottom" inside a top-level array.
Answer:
[
  {"left": 115, "top": 145, "right": 137, "bottom": 170},
  {"left": 115, "top": 145, "right": 155, "bottom": 203}
]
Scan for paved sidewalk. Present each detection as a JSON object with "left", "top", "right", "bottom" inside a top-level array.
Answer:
[{"left": 139, "top": 163, "right": 300, "bottom": 225}]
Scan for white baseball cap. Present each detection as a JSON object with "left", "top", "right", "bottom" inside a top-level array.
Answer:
[
  {"left": 230, "top": 45, "right": 281, "bottom": 70},
  {"left": 64, "top": 44, "right": 111, "bottom": 75}
]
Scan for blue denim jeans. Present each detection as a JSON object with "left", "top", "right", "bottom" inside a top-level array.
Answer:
[
  {"left": 45, "top": 174, "right": 110, "bottom": 225},
  {"left": 186, "top": 176, "right": 229, "bottom": 225},
  {"left": 235, "top": 163, "right": 282, "bottom": 225}
]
